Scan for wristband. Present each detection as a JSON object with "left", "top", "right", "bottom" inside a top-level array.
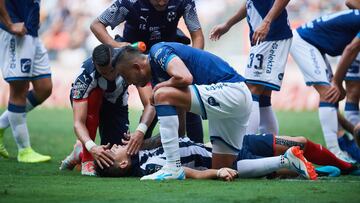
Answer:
[
  {"left": 85, "top": 140, "right": 96, "bottom": 151},
  {"left": 136, "top": 123, "right": 148, "bottom": 134}
]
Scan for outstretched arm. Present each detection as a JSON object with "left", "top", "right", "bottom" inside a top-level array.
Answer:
[
  {"left": 209, "top": 1, "right": 247, "bottom": 41},
  {"left": 184, "top": 167, "right": 238, "bottom": 181},
  {"left": 345, "top": 0, "right": 360, "bottom": 8}
]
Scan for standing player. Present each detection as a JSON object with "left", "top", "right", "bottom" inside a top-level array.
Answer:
[
  {"left": 114, "top": 43, "right": 253, "bottom": 180},
  {"left": 0, "top": 0, "right": 52, "bottom": 162},
  {"left": 289, "top": 10, "right": 360, "bottom": 161},
  {"left": 90, "top": 0, "right": 205, "bottom": 143},
  {"left": 210, "top": 0, "right": 292, "bottom": 135},
  {"left": 61, "top": 44, "right": 156, "bottom": 176}
]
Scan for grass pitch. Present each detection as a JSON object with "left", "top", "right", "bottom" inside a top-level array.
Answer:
[{"left": 0, "top": 109, "right": 360, "bottom": 203}]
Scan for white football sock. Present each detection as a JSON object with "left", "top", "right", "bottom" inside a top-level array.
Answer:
[
  {"left": 156, "top": 105, "right": 181, "bottom": 169},
  {"left": 259, "top": 106, "right": 279, "bottom": 134},
  {"left": 236, "top": 156, "right": 288, "bottom": 178},
  {"left": 0, "top": 110, "right": 9, "bottom": 129},
  {"left": 344, "top": 102, "right": 359, "bottom": 126},
  {"left": 8, "top": 105, "right": 31, "bottom": 150},
  {"left": 246, "top": 99, "right": 260, "bottom": 134},
  {"left": 319, "top": 104, "right": 341, "bottom": 154}
]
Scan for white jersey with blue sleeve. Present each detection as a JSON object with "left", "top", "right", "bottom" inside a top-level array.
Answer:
[
  {"left": 297, "top": 10, "right": 360, "bottom": 57},
  {"left": 148, "top": 42, "right": 245, "bottom": 86}
]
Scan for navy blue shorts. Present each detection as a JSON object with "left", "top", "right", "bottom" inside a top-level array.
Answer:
[{"left": 236, "top": 134, "right": 275, "bottom": 160}]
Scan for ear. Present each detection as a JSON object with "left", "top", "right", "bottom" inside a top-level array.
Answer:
[
  {"left": 133, "top": 63, "right": 142, "bottom": 71},
  {"left": 119, "top": 160, "right": 129, "bottom": 169}
]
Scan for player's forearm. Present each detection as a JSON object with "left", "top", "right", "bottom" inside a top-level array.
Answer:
[
  {"left": 0, "top": 0, "right": 12, "bottom": 29},
  {"left": 345, "top": 0, "right": 360, "bottom": 9},
  {"left": 225, "top": 2, "right": 247, "bottom": 28},
  {"left": 141, "top": 134, "right": 162, "bottom": 150},
  {"left": 263, "top": 0, "right": 290, "bottom": 24},
  {"left": 139, "top": 104, "right": 156, "bottom": 129},
  {"left": 167, "top": 75, "right": 193, "bottom": 88},
  {"left": 333, "top": 39, "right": 360, "bottom": 85},
  {"left": 190, "top": 29, "right": 205, "bottom": 49},
  {"left": 90, "top": 19, "right": 119, "bottom": 47},
  {"left": 73, "top": 121, "right": 92, "bottom": 145},
  {"left": 184, "top": 167, "right": 218, "bottom": 179}
]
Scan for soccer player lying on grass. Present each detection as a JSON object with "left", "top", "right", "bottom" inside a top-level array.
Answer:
[
  {"left": 59, "top": 44, "right": 156, "bottom": 176},
  {"left": 93, "top": 136, "right": 318, "bottom": 180},
  {"left": 114, "top": 43, "right": 253, "bottom": 180}
]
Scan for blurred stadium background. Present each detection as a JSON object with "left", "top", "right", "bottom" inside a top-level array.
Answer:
[{"left": 0, "top": 0, "right": 349, "bottom": 111}]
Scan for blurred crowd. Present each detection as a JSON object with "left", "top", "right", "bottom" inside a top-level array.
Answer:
[{"left": 39, "top": 0, "right": 347, "bottom": 63}]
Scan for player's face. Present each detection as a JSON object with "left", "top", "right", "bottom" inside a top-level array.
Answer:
[
  {"left": 110, "top": 144, "right": 129, "bottom": 164},
  {"left": 96, "top": 64, "right": 118, "bottom": 81},
  {"left": 149, "top": 0, "right": 169, "bottom": 11}
]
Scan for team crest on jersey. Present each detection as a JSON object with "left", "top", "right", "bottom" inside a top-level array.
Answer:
[
  {"left": 208, "top": 97, "right": 220, "bottom": 107},
  {"left": 278, "top": 73, "right": 284, "bottom": 81},
  {"left": 109, "top": 3, "right": 118, "bottom": 14},
  {"left": 167, "top": 11, "right": 177, "bottom": 22}
]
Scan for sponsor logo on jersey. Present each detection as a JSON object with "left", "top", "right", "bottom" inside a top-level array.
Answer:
[
  {"left": 20, "top": 59, "right": 32, "bottom": 73},
  {"left": 266, "top": 42, "right": 278, "bottom": 74},
  {"left": 72, "top": 73, "right": 92, "bottom": 99},
  {"left": 207, "top": 97, "right": 220, "bottom": 107}
]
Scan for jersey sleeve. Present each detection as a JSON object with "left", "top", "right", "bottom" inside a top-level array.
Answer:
[
  {"left": 149, "top": 44, "right": 178, "bottom": 71},
  {"left": 182, "top": 0, "right": 201, "bottom": 32},
  {"left": 72, "top": 69, "right": 96, "bottom": 101},
  {"left": 97, "top": 0, "right": 130, "bottom": 30}
]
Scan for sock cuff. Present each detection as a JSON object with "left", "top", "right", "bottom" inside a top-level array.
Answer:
[
  {"left": 8, "top": 103, "right": 26, "bottom": 113},
  {"left": 319, "top": 102, "right": 338, "bottom": 108},
  {"left": 345, "top": 102, "right": 359, "bottom": 111},
  {"left": 27, "top": 91, "right": 40, "bottom": 107},
  {"left": 155, "top": 105, "right": 177, "bottom": 117},
  {"left": 252, "top": 94, "right": 260, "bottom": 102},
  {"left": 259, "top": 95, "right": 271, "bottom": 107}
]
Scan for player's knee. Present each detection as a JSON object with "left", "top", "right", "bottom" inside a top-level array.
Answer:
[
  {"left": 153, "top": 88, "right": 171, "bottom": 104},
  {"left": 9, "top": 81, "right": 29, "bottom": 102}
]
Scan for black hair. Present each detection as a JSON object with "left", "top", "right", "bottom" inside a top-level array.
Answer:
[
  {"left": 94, "top": 161, "right": 131, "bottom": 177},
  {"left": 92, "top": 44, "right": 114, "bottom": 67},
  {"left": 113, "top": 45, "right": 143, "bottom": 70}
]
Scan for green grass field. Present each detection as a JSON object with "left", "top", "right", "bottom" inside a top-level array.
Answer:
[{"left": 0, "top": 109, "right": 360, "bottom": 203}]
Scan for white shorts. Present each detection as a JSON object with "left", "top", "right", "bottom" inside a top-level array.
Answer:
[
  {"left": 0, "top": 29, "right": 51, "bottom": 82},
  {"left": 245, "top": 38, "right": 292, "bottom": 91},
  {"left": 189, "top": 82, "right": 252, "bottom": 155},
  {"left": 290, "top": 30, "right": 332, "bottom": 86},
  {"left": 345, "top": 53, "right": 360, "bottom": 81}
]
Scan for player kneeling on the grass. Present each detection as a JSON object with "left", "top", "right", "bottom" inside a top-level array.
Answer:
[
  {"left": 60, "top": 44, "right": 156, "bottom": 176},
  {"left": 115, "top": 42, "right": 258, "bottom": 180},
  {"left": 91, "top": 137, "right": 317, "bottom": 180}
]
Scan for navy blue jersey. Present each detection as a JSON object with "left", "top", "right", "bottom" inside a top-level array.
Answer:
[
  {"left": 0, "top": 0, "right": 40, "bottom": 37},
  {"left": 130, "top": 137, "right": 212, "bottom": 177},
  {"left": 246, "top": 0, "right": 292, "bottom": 44},
  {"left": 148, "top": 42, "right": 245, "bottom": 86},
  {"left": 297, "top": 10, "right": 360, "bottom": 56},
  {"left": 71, "top": 49, "right": 128, "bottom": 105},
  {"left": 98, "top": 0, "right": 201, "bottom": 49}
]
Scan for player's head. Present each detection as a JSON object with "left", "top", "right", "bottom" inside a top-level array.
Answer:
[
  {"left": 92, "top": 44, "right": 118, "bottom": 81},
  {"left": 149, "top": 0, "right": 169, "bottom": 11},
  {"left": 114, "top": 46, "right": 151, "bottom": 87},
  {"left": 94, "top": 144, "right": 132, "bottom": 177}
]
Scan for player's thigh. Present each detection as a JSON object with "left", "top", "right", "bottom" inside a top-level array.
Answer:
[
  {"left": 245, "top": 38, "right": 291, "bottom": 91},
  {"left": 190, "top": 82, "right": 252, "bottom": 120},
  {"left": 31, "top": 77, "right": 52, "bottom": 101},
  {"left": 290, "top": 30, "right": 330, "bottom": 86},
  {"left": 9, "top": 80, "right": 30, "bottom": 104},
  {"left": 242, "top": 134, "right": 275, "bottom": 157},
  {"left": 0, "top": 30, "right": 36, "bottom": 82},
  {"left": 153, "top": 86, "right": 191, "bottom": 110}
]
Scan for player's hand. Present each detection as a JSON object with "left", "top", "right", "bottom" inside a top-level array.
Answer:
[
  {"left": 325, "top": 83, "right": 346, "bottom": 103},
  {"left": 114, "top": 41, "right": 131, "bottom": 48},
  {"left": 209, "top": 23, "right": 230, "bottom": 41},
  {"left": 217, "top": 168, "right": 238, "bottom": 181},
  {"left": 125, "top": 131, "right": 145, "bottom": 155},
  {"left": 89, "top": 143, "right": 114, "bottom": 169},
  {"left": 251, "top": 20, "right": 270, "bottom": 45},
  {"left": 9, "top": 22, "right": 27, "bottom": 37}
]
